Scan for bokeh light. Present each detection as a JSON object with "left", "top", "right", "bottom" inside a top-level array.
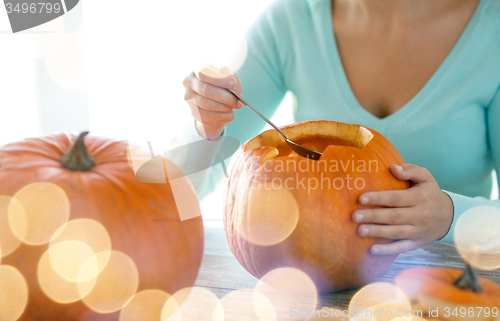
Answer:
[
  {"left": 79, "top": 250, "right": 139, "bottom": 314},
  {"left": 255, "top": 267, "right": 317, "bottom": 321},
  {"left": 212, "top": 289, "right": 275, "bottom": 321},
  {"left": 454, "top": 205, "right": 500, "bottom": 270},
  {"left": 228, "top": 36, "right": 248, "bottom": 72},
  {"left": 38, "top": 243, "right": 97, "bottom": 303},
  {"left": 45, "top": 33, "right": 87, "bottom": 91},
  {"left": 0, "top": 265, "right": 29, "bottom": 321},
  {"left": 235, "top": 182, "right": 300, "bottom": 245},
  {"left": 306, "top": 308, "right": 346, "bottom": 320},
  {"left": 49, "top": 218, "right": 111, "bottom": 280},
  {"left": 30, "top": 17, "right": 65, "bottom": 58},
  {"left": 48, "top": 240, "right": 97, "bottom": 282},
  {"left": 119, "top": 289, "right": 170, "bottom": 321},
  {"left": 163, "top": 158, "right": 202, "bottom": 221},
  {"left": 0, "top": 196, "right": 21, "bottom": 258},
  {"left": 349, "top": 283, "right": 412, "bottom": 321},
  {"left": 161, "top": 287, "right": 220, "bottom": 321},
  {"left": 194, "top": 62, "right": 230, "bottom": 80},
  {"left": 8, "top": 182, "right": 70, "bottom": 245}
]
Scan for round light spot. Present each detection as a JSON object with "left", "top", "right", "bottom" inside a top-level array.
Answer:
[
  {"left": 454, "top": 205, "right": 500, "bottom": 270},
  {"left": 50, "top": 218, "right": 111, "bottom": 280},
  {"left": 227, "top": 36, "right": 248, "bottom": 72},
  {"left": 0, "top": 196, "right": 21, "bottom": 258},
  {"left": 8, "top": 182, "right": 70, "bottom": 245},
  {"left": 48, "top": 240, "right": 98, "bottom": 282},
  {"left": 194, "top": 62, "right": 229, "bottom": 80},
  {"left": 235, "top": 182, "right": 299, "bottom": 245},
  {"left": 79, "top": 250, "right": 139, "bottom": 314},
  {"left": 163, "top": 158, "right": 202, "bottom": 221},
  {"left": 305, "top": 308, "right": 346, "bottom": 320},
  {"left": 30, "top": 17, "right": 65, "bottom": 58},
  {"left": 0, "top": 265, "right": 29, "bottom": 321},
  {"left": 161, "top": 287, "right": 220, "bottom": 321},
  {"left": 212, "top": 289, "right": 275, "bottom": 321},
  {"left": 46, "top": 33, "right": 86, "bottom": 91},
  {"left": 38, "top": 243, "right": 97, "bottom": 303},
  {"left": 349, "top": 283, "right": 411, "bottom": 321},
  {"left": 255, "top": 267, "right": 317, "bottom": 320},
  {"left": 120, "top": 289, "right": 170, "bottom": 321}
]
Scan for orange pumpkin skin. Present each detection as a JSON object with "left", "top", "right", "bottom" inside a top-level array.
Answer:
[
  {"left": 223, "top": 120, "right": 409, "bottom": 292},
  {"left": 0, "top": 133, "right": 204, "bottom": 321},
  {"left": 396, "top": 267, "right": 500, "bottom": 321}
]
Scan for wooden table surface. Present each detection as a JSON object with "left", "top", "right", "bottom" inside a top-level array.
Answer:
[{"left": 193, "top": 227, "right": 500, "bottom": 321}]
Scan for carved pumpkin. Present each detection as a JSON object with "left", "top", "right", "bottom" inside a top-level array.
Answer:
[
  {"left": 223, "top": 120, "right": 409, "bottom": 292},
  {"left": 0, "top": 132, "right": 204, "bottom": 320},
  {"left": 396, "top": 265, "right": 500, "bottom": 321}
]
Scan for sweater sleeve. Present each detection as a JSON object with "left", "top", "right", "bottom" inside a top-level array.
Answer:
[
  {"left": 440, "top": 85, "right": 500, "bottom": 245},
  {"left": 183, "top": 1, "right": 289, "bottom": 199}
]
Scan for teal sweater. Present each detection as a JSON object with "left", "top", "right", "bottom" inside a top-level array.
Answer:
[{"left": 186, "top": 0, "right": 500, "bottom": 245}]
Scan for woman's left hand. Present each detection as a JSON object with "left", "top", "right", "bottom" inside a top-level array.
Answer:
[{"left": 352, "top": 164, "right": 454, "bottom": 255}]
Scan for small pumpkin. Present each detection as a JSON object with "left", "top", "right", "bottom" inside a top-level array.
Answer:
[
  {"left": 395, "top": 265, "right": 500, "bottom": 321},
  {"left": 223, "top": 120, "right": 409, "bottom": 292},
  {"left": 0, "top": 132, "right": 204, "bottom": 320}
]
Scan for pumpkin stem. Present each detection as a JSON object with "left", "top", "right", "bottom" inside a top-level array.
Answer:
[
  {"left": 453, "top": 263, "right": 483, "bottom": 292},
  {"left": 61, "top": 132, "right": 95, "bottom": 171}
]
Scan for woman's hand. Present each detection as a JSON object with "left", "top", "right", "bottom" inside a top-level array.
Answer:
[
  {"left": 183, "top": 62, "right": 243, "bottom": 140},
  {"left": 352, "top": 164, "right": 454, "bottom": 255}
]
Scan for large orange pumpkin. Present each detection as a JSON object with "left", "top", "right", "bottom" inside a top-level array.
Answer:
[
  {"left": 0, "top": 132, "right": 204, "bottom": 320},
  {"left": 223, "top": 120, "right": 409, "bottom": 292}
]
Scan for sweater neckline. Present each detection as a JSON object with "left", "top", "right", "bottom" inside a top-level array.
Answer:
[{"left": 318, "top": 0, "right": 489, "bottom": 127}]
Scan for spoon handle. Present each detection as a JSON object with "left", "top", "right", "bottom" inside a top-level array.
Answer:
[{"left": 224, "top": 88, "right": 288, "bottom": 139}]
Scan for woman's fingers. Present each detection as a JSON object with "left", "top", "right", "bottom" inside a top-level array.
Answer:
[
  {"left": 194, "top": 62, "right": 237, "bottom": 89},
  {"left": 370, "top": 239, "right": 419, "bottom": 256},
  {"left": 185, "top": 73, "right": 241, "bottom": 109},
  {"left": 357, "top": 223, "right": 416, "bottom": 240},
  {"left": 359, "top": 189, "right": 415, "bottom": 207},
  {"left": 188, "top": 102, "right": 235, "bottom": 125},
  {"left": 352, "top": 207, "right": 410, "bottom": 225},
  {"left": 183, "top": 62, "right": 243, "bottom": 140}
]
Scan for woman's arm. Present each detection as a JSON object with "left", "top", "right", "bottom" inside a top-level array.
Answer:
[
  {"left": 180, "top": 0, "right": 289, "bottom": 198},
  {"left": 440, "top": 86, "right": 500, "bottom": 245}
]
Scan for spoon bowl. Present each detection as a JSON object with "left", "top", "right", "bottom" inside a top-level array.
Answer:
[{"left": 224, "top": 88, "right": 322, "bottom": 161}]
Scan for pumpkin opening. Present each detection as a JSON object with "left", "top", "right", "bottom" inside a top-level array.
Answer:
[{"left": 244, "top": 121, "right": 374, "bottom": 160}]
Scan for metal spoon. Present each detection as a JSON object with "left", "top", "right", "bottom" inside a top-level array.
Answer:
[{"left": 225, "top": 88, "right": 322, "bottom": 160}]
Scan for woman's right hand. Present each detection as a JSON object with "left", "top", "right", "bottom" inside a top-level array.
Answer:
[{"left": 183, "top": 62, "right": 243, "bottom": 140}]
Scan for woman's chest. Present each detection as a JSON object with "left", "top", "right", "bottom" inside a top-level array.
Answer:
[{"left": 331, "top": 1, "right": 479, "bottom": 118}]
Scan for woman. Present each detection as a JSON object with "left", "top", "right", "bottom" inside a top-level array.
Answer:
[{"left": 182, "top": 0, "right": 500, "bottom": 255}]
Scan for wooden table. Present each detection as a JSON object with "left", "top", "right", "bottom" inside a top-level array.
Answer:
[{"left": 194, "top": 227, "right": 500, "bottom": 321}]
